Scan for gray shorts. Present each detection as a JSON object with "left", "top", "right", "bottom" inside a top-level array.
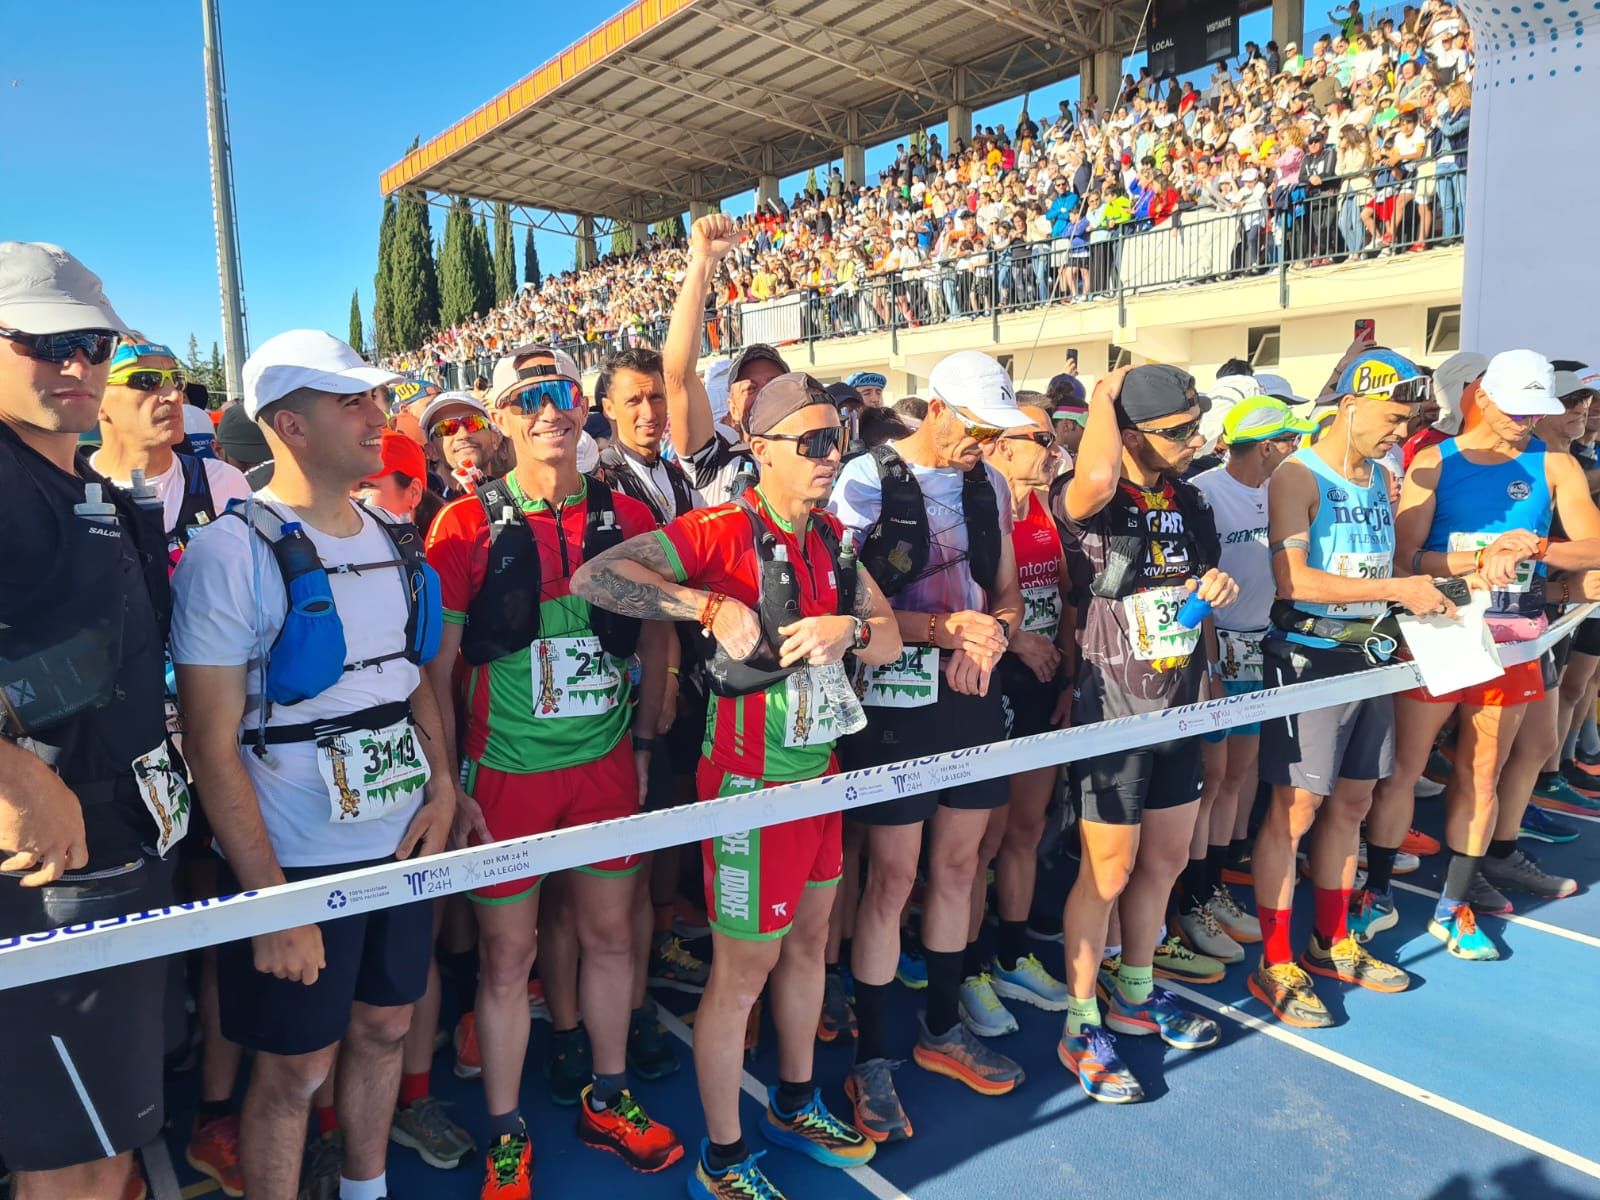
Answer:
[{"left": 1258, "top": 641, "right": 1394, "bottom": 793}]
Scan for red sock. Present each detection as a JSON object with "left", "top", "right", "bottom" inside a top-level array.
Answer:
[
  {"left": 1259, "top": 907, "right": 1294, "bottom": 965},
  {"left": 1313, "top": 886, "right": 1350, "bottom": 946},
  {"left": 398, "top": 1071, "right": 430, "bottom": 1110},
  {"left": 315, "top": 1106, "right": 339, "bottom": 1136}
]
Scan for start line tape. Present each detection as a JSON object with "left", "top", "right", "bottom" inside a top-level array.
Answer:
[{"left": 2, "top": 606, "right": 1590, "bottom": 990}]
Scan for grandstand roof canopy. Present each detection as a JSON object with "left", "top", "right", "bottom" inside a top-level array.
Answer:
[{"left": 380, "top": 0, "right": 1144, "bottom": 225}]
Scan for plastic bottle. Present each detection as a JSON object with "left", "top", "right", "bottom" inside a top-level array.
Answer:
[
  {"left": 1176, "top": 588, "right": 1214, "bottom": 629},
  {"left": 765, "top": 543, "right": 802, "bottom": 635},
  {"left": 73, "top": 482, "right": 119, "bottom": 527},
  {"left": 128, "top": 468, "right": 165, "bottom": 520},
  {"left": 452, "top": 456, "right": 484, "bottom": 492}
]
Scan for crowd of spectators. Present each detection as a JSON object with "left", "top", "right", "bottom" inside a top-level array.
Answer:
[{"left": 386, "top": 0, "right": 1472, "bottom": 384}]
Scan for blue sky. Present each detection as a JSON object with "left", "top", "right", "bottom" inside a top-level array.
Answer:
[{"left": 0, "top": 0, "right": 1267, "bottom": 363}]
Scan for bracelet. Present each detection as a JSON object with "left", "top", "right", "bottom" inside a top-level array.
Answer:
[
  {"left": 1563, "top": 581, "right": 1573, "bottom": 605},
  {"left": 700, "top": 592, "right": 726, "bottom": 632},
  {"left": 928, "top": 613, "right": 940, "bottom": 646},
  {"left": 1473, "top": 546, "right": 1486, "bottom": 575},
  {"left": 666, "top": 665, "right": 680, "bottom": 677}
]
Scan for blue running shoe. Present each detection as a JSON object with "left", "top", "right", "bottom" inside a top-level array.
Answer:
[
  {"left": 990, "top": 954, "right": 1072, "bottom": 1012},
  {"left": 1347, "top": 888, "right": 1398, "bottom": 944},
  {"left": 762, "top": 1087, "right": 874, "bottom": 1168},
  {"left": 1520, "top": 804, "right": 1580, "bottom": 844},
  {"left": 1533, "top": 775, "right": 1600, "bottom": 816},
  {"left": 1057, "top": 1024, "right": 1144, "bottom": 1103},
  {"left": 1428, "top": 903, "right": 1500, "bottom": 961},
  {"left": 895, "top": 950, "right": 928, "bottom": 990},
  {"left": 688, "top": 1144, "right": 786, "bottom": 1199},
  {"left": 1101, "top": 986, "right": 1220, "bottom": 1050}
]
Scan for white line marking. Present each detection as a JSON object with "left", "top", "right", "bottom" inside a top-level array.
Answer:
[
  {"left": 1163, "top": 981, "right": 1600, "bottom": 1181},
  {"left": 51, "top": 1034, "right": 113, "bottom": 1157},
  {"left": 1389, "top": 880, "right": 1600, "bottom": 950},
  {"left": 142, "top": 1135, "right": 182, "bottom": 1200},
  {"left": 657, "top": 1008, "right": 912, "bottom": 1200}
]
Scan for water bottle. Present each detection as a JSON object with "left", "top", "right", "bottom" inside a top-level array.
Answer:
[
  {"left": 452, "top": 456, "right": 484, "bottom": 492},
  {"left": 73, "top": 483, "right": 119, "bottom": 528},
  {"left": 275, "top": 521, "right": 324, "bottom": 586},
  {"left": 729, "top": 455, "right": 759, "bottom": 500},
  {"left": 128, "top": 468, "right": 165, "bottom": 521},
  {"left": 765, "top": 543, "right": 802, "bottom": 636},
  {"left": 1176, "top": 587, "right": 1213, "bottom": 629},
  {"left": 817, "top": 660, "right": 868, "bottom": 736}
]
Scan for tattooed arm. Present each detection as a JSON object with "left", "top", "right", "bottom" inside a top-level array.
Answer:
[{"left": 847, "top": 565, "right": 904, "bottom": 667}]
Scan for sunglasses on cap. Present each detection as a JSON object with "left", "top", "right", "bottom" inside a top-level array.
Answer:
[
  {"left": 429, "top": 413, "right": 492, "bottom": 438},
  {"left": 948, "top": 406, "right": 1006, "bottom": 444},
  {"left": 497, "top": 378, "right": 582, "bottom": 414},
  {"left": 1354, "top": 376, "right": 1431, "bottom": 407},
  {"left": 757, "top": 425, "right": 847, "bottom": 459},
  {"left": 107, "top": 367, "right": 187, "bottom": 393},
  {"left": 1135, "top": 416, "right": 1205, "bottom": 442},
  {"left": 0, "top": 327, "right": 119, "bottom": 366}
]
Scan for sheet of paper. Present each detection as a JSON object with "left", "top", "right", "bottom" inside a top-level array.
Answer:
[{"left": 1397, "top": 591, "right": 1503, "bottom": 695}]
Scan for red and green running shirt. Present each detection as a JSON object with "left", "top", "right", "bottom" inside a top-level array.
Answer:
[
  {"left": 427, "top": 473, "right": 656, "bottom": 774},
  {"left": 656, "top": 489, "right": 846, "bottom": 783},
  {"left": 1013, "top": 490, "right": 1064, "bottom": 640}
]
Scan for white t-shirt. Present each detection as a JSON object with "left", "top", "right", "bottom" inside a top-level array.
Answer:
[
  {"left": 1191, "top": 465, "right": 1274, "bottom": 632},
  {"left": 90, "top": 451, "right": 253, "bottom": 535},
  {"left": 170, "top": 494, "right": 424, "bottom": 867}
]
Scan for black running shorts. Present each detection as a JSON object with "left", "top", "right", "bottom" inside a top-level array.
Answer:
[
  {"left": 997, "top": 655, "right": 1067, "bottom": 741},
  {"left": 1071, "top": 735, "right": 1204, "bottom": 826},
  {"left": 1259, "top": 641, "right": 1395, "bottom": 792}
]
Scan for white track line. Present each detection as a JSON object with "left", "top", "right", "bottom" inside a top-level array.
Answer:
[
  {"left": 142, "top": 1136, "right": 182, "bottom": 1200},
  {"left": 1164, "top": 981, "right": 1600, "bottom": 1181},
  {"left": 1388, "top": 879, "right": 1600, "bottom": 950},
  {"left": 657, "top": 1009, "right": 912, "bottom": 1200}
]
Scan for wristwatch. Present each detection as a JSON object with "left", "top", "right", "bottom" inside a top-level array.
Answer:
[
  {"left": 995, "top": 616, "right": 1012, "bottom": 643},
  {"left": 850, "top": 616, "right": 872, "bottom": 650}
]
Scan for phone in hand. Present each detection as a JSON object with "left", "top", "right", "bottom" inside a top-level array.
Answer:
[
  {"left": 1434, "top": 576, "right": 1471, "bottom": 607},
  {"left": 1354, "top": 318, "right": 1376, "bottom": 346}
]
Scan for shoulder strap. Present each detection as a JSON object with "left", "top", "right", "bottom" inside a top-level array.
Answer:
[
  {"left": 173, "top": 452, "right": 218, "bottom": 542},
  {"left": 961, "top": 462, "right": 1003, "bottom": 593}
]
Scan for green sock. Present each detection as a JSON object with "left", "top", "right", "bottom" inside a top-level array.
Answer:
[
  {"left": 1066, "top": 995, "right": 1101, "bottom": 1036},
  {"left": 1116, "top": 962, "right": 1154, "bottom": 1005}
]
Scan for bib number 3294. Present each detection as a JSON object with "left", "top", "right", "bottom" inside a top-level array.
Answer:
[{"left": 317, "top": 719, "right": 430, "bottom": 824}]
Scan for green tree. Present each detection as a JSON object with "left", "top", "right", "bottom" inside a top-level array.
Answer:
[
  {"left": 610, "top": 221, "right": 634, "bottom": 257},
  {"left": 437, "top": 196, "right": 474, "bottom": 328},
  {"left": 469, "top": 212, "right": 495, "bottom": 316},
  {"left": 389, "top": 180, "right": 440, "bottom": 350},
  {"left": 184, "top": 334, "right": 204, "bottom": 379},
  {"left": 523, "top": 227, "right": 542, "bottom": 290},
  {"left": 208, "top": 342, "right": 224, "bottom": 391},
  {"left": 374, "top": 194, "right": 397, "bottom": 354},
  {"left": 348, "top": 290, "right": 364, "bottom": 354},
  {"left": 493, "top": 202, "right": 517, "bottom": 306},
  {"left": 652, "top": 215, "right": 686, "bottom": 242}
]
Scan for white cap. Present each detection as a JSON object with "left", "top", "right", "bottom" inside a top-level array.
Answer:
[
  {"left": 0, "top": 242, "right": 126, "bottom": 335},
  {"left": 1480, "top": 349, "right": 1562, "bottom": 417},
  {"left": 491, "top": 342, "right": 582, "bottom": 395},
  {"left": 417, "top": 390, "right": 491, "bottom": 433},
  {"left": 1432, "top": 350, "right": 1489, "bottom": 434},
  {"left": 1199, "top": 374, "right": 1259, "bottom": 456},
  {"left": 243, "top": 330, "right": 400, "bottom": 419},
  {"left": 1253, "top": 371, "right": 1308, "bottom": 406},
  {"left": 928, "top": 351, "right": 1031, "bottom": 430}
]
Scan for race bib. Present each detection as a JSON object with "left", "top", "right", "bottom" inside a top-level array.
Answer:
[
  {"left": 317, "top": 719, "right": 430, "bottom": 825},
  {"left": 782, "top": 666, "right": 840, "bottom": 747},
  {"left": 1121, "top": 585, "right": 1202, "bottom": 664},
  {"left": 857, "top": 646, "right": 939, "bottom": 708},
  {"left": 1325, "top": 552, "right": 1392, "bottom": 618},
  {"left": 132, "top": 740, "right": 190, "bottom": 857},
  {"left": 532, "top": 635, "right": 623, "bottom": 719},
  {"left": 1216, "top": 627, "right": 1266, "bottom": 682},
  {"left": 1448, "top": 531, "right": 1536, "bottom": 593},
  {"left": 1022, "top": 584, "right": 1062, "bottom": 635}
]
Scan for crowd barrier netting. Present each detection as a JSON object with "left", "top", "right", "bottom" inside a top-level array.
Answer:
[{"left": 4, "top": 604, "right": 1590, "bottom": 990}]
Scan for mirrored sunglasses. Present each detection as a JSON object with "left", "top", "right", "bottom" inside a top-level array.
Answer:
[
  {"left": 0, "top": 327, "right": 119, "bottom": 365},
  {"left": 107, "top": 368, "right": 187, "bottom": 393},
  {"left": 497, "top": 379, "right": 581, "bottom": 414}
]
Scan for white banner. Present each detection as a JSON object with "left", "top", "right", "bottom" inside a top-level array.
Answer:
[{"left": 738, "top": 291, "right": 807, "bottom": 345}]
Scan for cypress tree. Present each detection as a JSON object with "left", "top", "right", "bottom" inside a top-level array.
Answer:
[
  {"left": 390, "top": 183, "right": 440, "bottom": 350},
  {"left": 524, "top": 227, "right": 542, "bottom": 290},
  {"left": 493, "top": 202, "right": 517, "bottom": 305},
  {"left": 437, "top": 197, "right": 473, "bottom": 328},
  {"left": 610, "top": 221, "right": 634, "bottom": 257},
  {"left": 374, "top": 194, "right": 397, "bottom": 355},
  {"left": 469, "top": 213, "right": 495, "bottom": 316},
  {"left": 348, "top": 290, "right": 364, "bottom": 354}
]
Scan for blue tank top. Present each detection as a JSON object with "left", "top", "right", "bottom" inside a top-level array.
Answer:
[
  {"left": 1421, "top": 438, "right": 1551, "bottom": 617},
  {"left": 1295, "top": 447, "right": 1395, "bottom": 621}
]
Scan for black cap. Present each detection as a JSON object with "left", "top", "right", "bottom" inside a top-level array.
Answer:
[
  {"left": 215, "top": 402, "right": 272, "bottom": 467},
  {"left": 825, "top": 381, "right": 864, "bottom": 409},
  {"left": 1117, "top": 365, "right": 1209, "bottom": 425},
  {"left": 729, "top": 343, "right": 790, "bottom": 384}
]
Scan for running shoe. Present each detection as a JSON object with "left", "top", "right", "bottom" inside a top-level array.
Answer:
[
  {"left": 544, "top": 1024, "right": 593, "bottom": 1107},
  {"left": 1561, "top": 762, "right": 1600, "bottom": 796},
  {"left": 628, "top": 1000, "right": 681, "bottom": 1081},
  {"left": 1533, "top": 774, "right": 1600, "bottom": 816},
  {"left": 762, "top": 1086, "right": 876, "bottom": 1167},
  {"left": 391, "top": 1095, "right": 476, "bottom": 1169},
  {"left": 1101, "top": 985, "right": 1221, "bottom": 1049},
  {"left": 1220, "top": 845, "right": 1254, "bottom": 887},
  {"left": 1428, "top": 903, "right": 1500, "bottom": 960},
  {"left": 1414, "top": 775, "right": 1445, "bottom": 798},
  {"left": 1357, "top": 842, "right": 1420, "bottom": 875},
  {"left": 527, "top": 978, "right": 550, "bottom": 1023},
  {"left": 1569, "top": 748, "right": 1600, "bottom": 776},
  {"left": 186, "top": 1112, "right": 244, "bottom": 1197},
  {"left": 1347, "top": 888, "right": 1398, "bottom": 943},
  {"left": 1520, "top": 804, "right": 1581, "bottom": 844},
  {"left": 844, "top": 1057, "right": 913, "bottom": 1142},
  {"left": 1480, "top": 848, "right": 1579, "bottom": 899},
  {"left": 1057, "top": 1023, "right": 1144, "bottom": 1103},
  {"left": 912, "top": 1012, "right": 1025, "bottom": 1095},
  {"left": 1401, "top": 827, "right": 1441, "bottom": 857},
  {"left": 649, "top": 932, "right": 710, "bottom": 993},
  {"left": 1248, "top": 960, "right": 1333, "bottom": 1028},
  {"left": 575, "top": 1088, "right": 684, "bottom": 1173},
  {"left": 453, "top": 1010, "right": 482, "bottom": 1079},
  {"left": 1208, "top": 884, "right": 1261, "bottom": 943},
  {"left": 480, "top": 1133, "right": 533, "bottom": 1200},
  {"left": 688, "top": 1148, "right": 786, "bottom": 1200},
  {"left": 895, "top": 949, "right": 928, "bottom": 989},
  {"left": 1467, "top": 872, "right": 1514, "bottom": 917},
  {"left": 1177, "top": 900, "right": 1245, "bottom": 964},
  {"left": 298, "top": 1130, "right": 341, "bottom": 1200},
  {"left": 1153, "top": 934, "right": 1226, "bottom": 984},
  {"left": 670, "top": 896, "right": 712, "bottom": 939},
  {"left": 1301, "top": 933, "right": 1410, "bottom": 993},
  {"left": 990, "top": 953, "right": 1072, "bottom": 1011},
  {"left": 1097, "top": 953, "right": 1122, "bottom": 998},
  {"left": 817, "top": 969, "right": 857, "bottom": 1042},
  {"left": 958, "top": 973, "right": 1019, "bottom": 1037}
]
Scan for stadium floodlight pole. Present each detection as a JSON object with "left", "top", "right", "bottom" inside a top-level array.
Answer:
[{"left": 201, "top": 0, "right": 248, "bottom": 401}]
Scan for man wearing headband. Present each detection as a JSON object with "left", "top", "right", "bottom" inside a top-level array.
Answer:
[
  {"left": 1046, "top": 372, "right": 1088, "bottom": 459},
  {"left": 1252, "top": 347, "right": 1448, "bottom": 1029},
  {"left": 574, "top": 371, "right": 898, "bottom": 1200},
  {"left": 1368, "top": 351, "right": 1600, "bottom": 961},
  {"left": 845, "top": 370, "right": 888, "bottom": 408}
]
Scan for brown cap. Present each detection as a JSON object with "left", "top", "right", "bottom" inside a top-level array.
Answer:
[
  {"left": 746, "top": 372, "right": 831, "bottom": 436},
  {"left": 729, "top": 342, "right": 789, "bottom": 384}
]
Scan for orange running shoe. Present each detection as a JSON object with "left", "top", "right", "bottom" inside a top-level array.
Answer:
[
  {"left": 480, "top": 1133, "right": 533, "bottom": 1200},
  {"left": 1400, "top": 828, "right": 1440, "bottom": 857},
  {"left": 186, "top": 1112, "right": 244, "bottom": 1196},
  {"left": 575, "top": 1088, "right": 684, "bottom": 1173},
  {"left": 454, "top": 1010, "right": 483, "bottom": 1079}
]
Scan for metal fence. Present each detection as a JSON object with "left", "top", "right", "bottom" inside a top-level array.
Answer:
[{"left": 424, "top": 157, "right": 1464, "bottom": 389}]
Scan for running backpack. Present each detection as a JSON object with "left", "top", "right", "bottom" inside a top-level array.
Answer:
[{"left": 857, "top": 444, "right": 1001, "bottom": 599}]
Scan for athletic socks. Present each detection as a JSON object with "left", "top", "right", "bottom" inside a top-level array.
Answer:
[
  {"left": 338, "top": 1174, "right": 386, "bottom": 1200},
  {"left": 1487, "top": 837, "right": 1518, "bottom": 860},
  {"left": 1363, "top": 842, "right": 1401, "bottom": 897},
  {"left": 704, "top": 1137, "right": 750, "bottom": 1173},
  {"left": 1435, "top": 852, "right": 1483, "bottom": 921},
  {"left": 1179, "top": 857, "right": 1210, "bottom": 905},
  {"left": 854, "top": 981, "right": 890, "bottom": 1063},
  {"left": 922, "top": 948, "right": 964, "bottom": 1037},
  {"left": 397, "top": 1070, "right": 429, "bottom": 1110},
  {"left": 1103, "top": 942, "right": 1123, "bottom": 962},
  {"left": 773, "top": 1078, "right": 813, "bottom": 1117},
  {"left": 315, "top": 1105, "right": 339, "bottom": 1136},
  {"left": 1259, "top": 906, "right": 1294, "bottom": 966},
  {"left": 961, "top": 940, "right": 985, "bottom": 981},
  {"left": 838, "top": 937, "right": 853, "bottom": 971},
  {"left": 1312, "top": 886, "right": 1350, "bottom": 945},
  {"left": 1066, "top": 995, "right": 1101, "bottom": 1036},
  {"left": 996, "top": 920, "right": 1029, "bottom": 971},
  {"left": 588, "top": 1072, "right": 627, "bottom": 1112},
  {"left": 1204, "top": 843, "right": 1231, "bottom": 893},
  {"left": 1115, "top": 962, "right": 1153, "bottom": 1005},
  {"left": 486, "top": 1109, "right": 524, "bottom": 1141}
]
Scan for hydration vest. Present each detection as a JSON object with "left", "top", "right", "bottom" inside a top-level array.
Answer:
[
  {"left": 460, "top": 476, "right": 641, "bottom": 666},
  {"left": 593, "top": 444, "right": 696, "bottom": 524},
  {"left": 1055, "top": 472, "right": 1221, "bottom": 600},
  {"left": 170, "top": 450, "right": 219, "bottom": 557},
  {"left": 857, "top": 445, "right": 1001, "bottom": 599}
]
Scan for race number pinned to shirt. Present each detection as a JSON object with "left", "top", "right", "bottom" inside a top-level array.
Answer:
[
  {"left": 132, "top": 740, "right": 191, "bottom": 857},
  {"left": 857, "top": 646, "right": 939, "bottom": 708},
  {"left": 1324, "top": 552, "right": 1392, "bottom": 618},
  {"left": 1022, "top": 584, "right": 1062, "bottom": 635},
  {"left": 317, "top": 718, "right": 430, "bottom": 824},
  {"left": 1121, "top": 585, "right": 1202, "bottom": 664},
  {"left": 1216, "top": 627, "right": 1266, "bottom": 682},
  {"left": 1448, "top": 532, "right": 1536, "bottom": 593},
  {"left": 532, "top": 635, "right": 623, "bottom": 719}
]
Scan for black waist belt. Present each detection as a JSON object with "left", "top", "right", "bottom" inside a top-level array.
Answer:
[{"left": 243, "top": 701, "right": 413, "bottom": 747}]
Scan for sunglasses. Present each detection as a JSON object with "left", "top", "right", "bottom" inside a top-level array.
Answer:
[
  {"left": 1135, "top": 417, "right": 1205, "bottom": 442},
  {"left": 107, "top": 367, "right": 187, "bottom": 393},
  {"left": 1004, "top": 431, "right": 1058, "bottom": 450},
  {"left": 949, "top": 406, "right": 1006, "bottom": 444},
  {"left": 1560, "top": 391, "right": 1596, "bottom": 410},
  {"left": 429, "top": 413, "right": 492, "bottom": 438},
  {"left": 0, "top": 327, "right": 119, "bottom": 365},
  {"left": 757, "top": 425, "right": 847, "bottom": 459},
  {"left": 497, "top": 378, "right": 581, "bottom": 414},
  {"left": 1354, "top": 376, "right": 1432, "bottom": 407}
]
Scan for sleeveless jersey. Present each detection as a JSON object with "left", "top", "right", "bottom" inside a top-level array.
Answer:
[
  {"left": 1012, "top": 491, "right": 1063, "bottom": 640},
  {"left": 1294, "top": 447, "right": 1395, "bottom": 622},
  {"left": 1421, "top": 438, "right": 1551, "bottom": 619}
]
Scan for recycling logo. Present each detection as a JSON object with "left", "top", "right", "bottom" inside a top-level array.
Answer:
[
  {"left": 326, "top": 890, "right": 347, "bottom": 910},
  {"left": 844, "top": 786, "right": 858, "bottom": 803}
]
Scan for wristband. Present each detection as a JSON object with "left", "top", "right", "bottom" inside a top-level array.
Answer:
[
  {"left": 700, "top": 592, "right": 726, "bottom": 632},
  {"left": 1473, "top": 546, "right": 1486, "bottom": 575},
  {"left": 1563, "top": 581, "right": 1573, "bottom": 605},
  {"left": 666, "top": 665, "right": 680, "bottom": 676},
  {"left": 631, "top": 735, "right": 659, "bottom": 754},
  {"left": 928, "top": 613, "right": 940, "bottom": 646}
]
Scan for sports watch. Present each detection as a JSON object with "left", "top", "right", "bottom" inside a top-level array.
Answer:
[{"left": 850, "top": 616, "right": 872, "bottom": 650}]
